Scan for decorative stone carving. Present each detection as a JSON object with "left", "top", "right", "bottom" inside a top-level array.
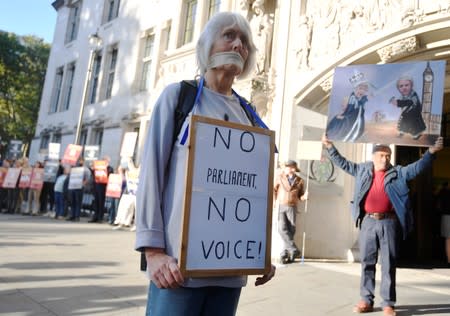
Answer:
[
  {"left": 295, "top": 15, "right": 312, "bottom": 70},
  {"left": 376, "top": 36, "right": 419, "bottom": 63},
  {"left": 305, "top": 0, "right": 432, "bottom": 65},
  {"left": 248, "top": 0, "right": 274, "bottom": 75},
  {"left": 320, "top": 77, "right": 333, "bottom": 93}
]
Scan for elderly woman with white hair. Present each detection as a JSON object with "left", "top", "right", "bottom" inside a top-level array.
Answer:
[{"left": 135, "top": 11, "right": 275, "bottom": 316}]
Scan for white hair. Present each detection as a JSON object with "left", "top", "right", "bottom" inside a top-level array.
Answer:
[
  {"left": 397, "top": 75, "right": 414, "bottom": 87},
  {"left": 196, "top": 12, "right": 256, "bottom": 79}
]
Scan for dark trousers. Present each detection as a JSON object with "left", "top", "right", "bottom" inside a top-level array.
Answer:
[
  {"left": 92, "top": 183, "right": 107, "bottom": 221},
  {"left": 359, "top": 215, "right": 400, "bottom": 308},
  {"left": 6, "top": 188, "right": 20, "bottom": 213},
  {"left": 69, "top": 189, "right": 83, "bottom": 219},
  {"left": 40, "top": 181, "right": 55, "bottom": 212}
]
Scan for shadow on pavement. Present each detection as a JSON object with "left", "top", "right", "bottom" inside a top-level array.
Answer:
[{"left": 395, "top": 304, "right": 450, "bottom": 315}]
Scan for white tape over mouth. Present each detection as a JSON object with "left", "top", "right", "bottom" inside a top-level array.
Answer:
[{"left": 207, "top": 52, "right": 244, "bottom": 71}]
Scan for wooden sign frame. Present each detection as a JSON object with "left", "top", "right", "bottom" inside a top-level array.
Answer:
[{"left": 179, "top": 115, "right": 275, "bottom": 277}]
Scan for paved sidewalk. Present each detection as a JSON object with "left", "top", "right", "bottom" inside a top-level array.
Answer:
[{"left": 1, "top": 214, "right": 449, "bottom": 316}]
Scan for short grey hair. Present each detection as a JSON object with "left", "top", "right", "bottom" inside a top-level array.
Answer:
[{"left": 196, "top": 12, "right": 256, "bottom": 79}]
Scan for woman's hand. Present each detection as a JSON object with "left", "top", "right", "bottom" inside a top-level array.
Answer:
[
  {"left": 254, "top": 264, "right": 276, "bottom": 286},
  {"left": 145, "top": 248, "right": 184, "bottom": 289}
]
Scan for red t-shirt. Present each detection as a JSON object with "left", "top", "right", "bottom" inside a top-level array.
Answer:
[{"left": 364, "top": 170, "right": 393, "bottom": 213}]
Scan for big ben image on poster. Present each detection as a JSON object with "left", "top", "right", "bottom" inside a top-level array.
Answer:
[{"left": 325, "top": 60, "right": 446, "bottom": 147}]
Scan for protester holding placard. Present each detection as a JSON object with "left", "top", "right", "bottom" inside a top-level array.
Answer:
[
  {"left": 0, "top": 159, "right": 12, "bottom": 213},
  {"left": 135, "top": 12, "right": 275, "bottom": 316},
  {"left": 89, "top": 156, "right": 113, "bottom": 223},
  {"left": 67, "top": 157, "right": 91, "bottom": 222},
  {"left": 273, "top": 159, "right": 307, "bottom": 264},
  {"left": 322, "top": 134, "right": 444, "bottom": 316},
  {"left": 0, "top": 164, "right": 8, "bottom": 212},
  {"left": 5, "top": 159, "right": 24, "bottom": 214},
  {"left": 54, "top": 166, "right": 70, "bottom": 220},
  {"left": 26, "top": 161, "right": 44, "bottom": 215}
]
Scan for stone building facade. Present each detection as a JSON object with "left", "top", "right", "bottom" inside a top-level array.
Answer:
[{"left": 31, "top": 0, "right": 450, "bottom": 260}]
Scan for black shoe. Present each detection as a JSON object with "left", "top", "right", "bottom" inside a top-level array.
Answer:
[
  {"left": 66, "top": 217, "right": 75, "bottom": 221},
  {"left": 289, "top": 250, "right": 301, "bottom": 262},
  {"left": 280, "top": 251, "right": 290, "bottom": 264},
  {"left": 88, "top": 219, "right": 98, "bottom": 223}
]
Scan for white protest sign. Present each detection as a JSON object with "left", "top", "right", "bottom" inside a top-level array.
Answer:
[
  {"left": 120, "top": 132, "right": 138, "bottom": 157},
  {"left": 68, "top": 167, "right": 84, "bottom": 190},
  {"left": 296, "top": 140, "right": 323, "bottom": 161},
  {"left": 48, "top": 143, "right": 61, "bottom": 160},
  {"left": 179, "top": 115, "right": 275, "bottom": 277}
]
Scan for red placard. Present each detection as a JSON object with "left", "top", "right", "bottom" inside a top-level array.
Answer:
[
  {"left": 29, "top": 168, "right": 45, "bottom": 190},
  {"left": 61, "top": 144, "right": 83, "bottom": 166},
  {"left": 2, "top": 168, "right": 21, "bottom": 188},
  {"left": 106, "top": 173, "right": 123, "bottom": 198},
  {"left": 93, "top": 160, "right": 108, "bottom": 184},
  {"left": 18, "top": 167, "right": 32, "bottom": 188}
]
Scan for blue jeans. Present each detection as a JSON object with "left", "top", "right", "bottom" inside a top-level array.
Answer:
[
  {"left": 146, "top": 282, "right": 241, "bottom": 316},
  {"left": 54, "top": 192, "right": 64, "bottom": 217},
  {"left": 359, "top": 215, "right": 400, "bottom": 308}
]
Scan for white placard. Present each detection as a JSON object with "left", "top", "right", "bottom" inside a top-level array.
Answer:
[
  {"left": 179, "top": 115, "right": 275, "bottom": 277},
  {"left": 120, "top": 132, "right": 138, "bottom": 157},
  {"left": 297, "top": 140, "right": 323, "bottom": 161},
  {"left": 48, "top": 143, "right": 61, "bottom": 160},
  {"left": 68, "top": 167, "right": 84, "bottom": 190}
]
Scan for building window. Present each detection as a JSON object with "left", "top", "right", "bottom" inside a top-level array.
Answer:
[
  {"left": 88, "top": 52, "right": 102, "bottom": 104},
  {"left": 105, "top": 47, "right": 118, "bottom": 99},
  {"left": 66, "top": 1, "right": 81, "bottom": 43},
  {"left": 92, "top": 129, "right": 103, "bottom": 146},
  {"left": 62, "top": 62, "right": 76, "bottom": 111},
  {"left": 165, "top": 23, "right": 171, "bottom": 51},
  {"left": 103, "top": 0, "right": 121, "bottom": 23},
  {"left": 80, "top": 130, "right": 88, "bottom": 147},
  {"left": 40, "top": 135, "right": 50, "bottom": 150},
  {"left": 208, "top": 0, "right": 221, "bottom": 18},
  {"left": 182, "top": 0, "right": 197, "bottom": 45},
  {"left": 50, "top": 67, "right": 64, "bottom": 113},
  {"left": 139, "top": 34, "right": 155, "bottom": 91},
  {"left": 52, "top": 133, "right": 62, "bottom": 144}
]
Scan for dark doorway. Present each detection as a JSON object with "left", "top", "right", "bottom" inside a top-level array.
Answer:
[{"left": 396, "top": 145, "right": 447, "bottom": 266}]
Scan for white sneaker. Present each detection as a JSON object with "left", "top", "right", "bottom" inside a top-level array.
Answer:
[{"left": 130, "top": 226, "right": 136, "bottom": 232}]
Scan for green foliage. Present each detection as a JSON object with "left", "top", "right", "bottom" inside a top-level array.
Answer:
[{"left": 0, "top": 31, "right": 50, "bottom": 158}]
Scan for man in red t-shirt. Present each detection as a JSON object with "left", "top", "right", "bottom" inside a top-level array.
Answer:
[{"left": 322, "top": 135, "right": 443, "bottom": 316}]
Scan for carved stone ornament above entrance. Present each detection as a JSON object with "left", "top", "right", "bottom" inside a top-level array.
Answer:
[{"left": 377, "top": 36, "right": 419, "bottom": 63}]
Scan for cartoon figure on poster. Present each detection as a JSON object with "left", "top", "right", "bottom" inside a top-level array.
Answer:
[
  {"left": 326, "top": 69, "right": 372, "bottom": 142},
  {"left": 389, "top": 75, "right": 426, "bottom": 140},
  {"left": 326, "top": 61, "right": 445, "bottom": 146}
]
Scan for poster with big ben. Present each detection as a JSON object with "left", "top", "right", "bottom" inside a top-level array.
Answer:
[{"left": 325, "top": 60, "right": 446, "bottom": 146}]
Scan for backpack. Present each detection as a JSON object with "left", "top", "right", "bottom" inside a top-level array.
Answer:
[
  {"left": 172, "top": 80, "right": 257, "bottom": 147},
  {"left": 140, "top": 79, "right": 259, "bottom": 271}
]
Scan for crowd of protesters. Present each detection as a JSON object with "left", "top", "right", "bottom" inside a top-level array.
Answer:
[{"left": 0, "top": 154, "right": 138, "bottom": 231}]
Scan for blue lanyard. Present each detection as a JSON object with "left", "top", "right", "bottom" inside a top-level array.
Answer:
[{"left": 179, "top": 77, "right": 269, "bottom": 145}]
